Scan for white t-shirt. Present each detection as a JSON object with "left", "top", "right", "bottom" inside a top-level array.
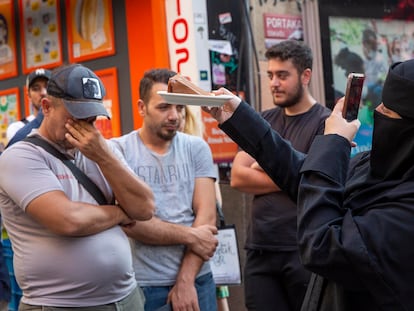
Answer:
[
  {"left": 0, "top": 132, "right": 136, "bottom": 306},
  {"left": 110, "top": 130, "right": 217, "bottom": 286},
  {"left": 6, "top": 114, "right": 35, "bottom": 141}
]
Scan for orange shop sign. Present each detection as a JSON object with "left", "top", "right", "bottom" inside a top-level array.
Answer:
[{"left": 202, "top": 110, "right": 238, "bottom": 163}]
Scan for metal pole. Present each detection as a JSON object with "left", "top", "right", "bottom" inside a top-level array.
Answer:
[{"left": 241, "top": 0, "right": 259, "bottom": 111}]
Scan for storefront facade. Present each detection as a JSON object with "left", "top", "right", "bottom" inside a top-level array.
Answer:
[{"left": 1, "top": 0, "right": 413, "bottom": 309}]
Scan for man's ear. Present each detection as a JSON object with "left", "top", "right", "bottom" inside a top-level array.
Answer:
[
  {"left": 138, "top": 99, "right": 145, "bottom": 117},
  {"left": 301, "top": 68, "right": 312, "bottom": 86},
  {"left": 41, "top": 97, "right": 52, "bottom": 114}
]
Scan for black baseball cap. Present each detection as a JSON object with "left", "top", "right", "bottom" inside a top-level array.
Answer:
[
  {"left": 47, "top": 64, "right": 109, "bottom": 119},
  {"left": 26, "top": 68, "right": 52, "bottom": 88}
]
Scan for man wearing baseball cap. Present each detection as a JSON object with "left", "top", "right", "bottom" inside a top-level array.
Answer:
[
  {"left": 6, "top": 68, "right": 51, "bottom": 142},
  {"left": 0, "top": 63, "right": 155, "bottom": 310}
]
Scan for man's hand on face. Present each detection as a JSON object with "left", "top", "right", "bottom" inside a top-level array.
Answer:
[{"left": 64, "top": 118, "right": 111, "bottom": 161}]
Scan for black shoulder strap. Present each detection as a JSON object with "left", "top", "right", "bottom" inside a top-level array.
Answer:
[
  {"left": 216, "top": 202, "right": 226, "bottom": 228},
  {"left": 24, "top": 136, "right": 108, "bottom": 205}
]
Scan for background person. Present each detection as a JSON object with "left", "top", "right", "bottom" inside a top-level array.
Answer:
[
  {"left": 6, "top": 68, "right": 51, "bottom": 142},
  {"left": 230, "top": 40, "right": 330, "bottom": 311},
  {"left": 110, "top": 69, "right": 218, "bottom": 311},
  {"left": 361, "top": 27, "right": 388, "bottom": 111}
]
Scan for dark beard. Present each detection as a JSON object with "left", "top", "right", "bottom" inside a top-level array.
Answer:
[
  {"left": 273, "top": 83, "right": 304, "bottom": 108},
  {"left": 157, "top": 128, "right": 177, "bottom": 141}
]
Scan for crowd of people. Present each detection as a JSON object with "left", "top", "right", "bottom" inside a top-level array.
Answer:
[{"left": 2, "top": 38, "right": 414, "bottom": 311}]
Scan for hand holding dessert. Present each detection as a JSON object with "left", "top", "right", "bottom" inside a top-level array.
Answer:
[{"left": 167, "top": 74, "right": 241, "bottom": 124}]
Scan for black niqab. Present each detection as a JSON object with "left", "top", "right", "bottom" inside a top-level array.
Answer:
[
  {"left": 370, "top": 111, "right": 414, "bottom": 179},
  {"left": 369, "top": 60, "right": 414, "bottom": 180}
]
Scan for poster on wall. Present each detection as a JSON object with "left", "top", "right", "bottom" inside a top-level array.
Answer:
[
  {"left": 19, "top": 0, "right": 62, "bottom": 73},
  {"left": 0, "top": 87, "right": 20, "bottom": 152},
  {"left": 205, "top": 0, "right": 244, "bottom": 167},
  {"left": 66, "top": 0, "right": 115, "bottom": 63},
  {"left": 329, "top": 16, "right": 414, "bottom": 155},
  {"left": 94, "top": 67, "right": 121, "bottom": 139},
  {"left": 263, "top": 13, "right": 303, "bottom": 48},
  {"left": 207, "top": 1, "right": 242, "bottom": 92},
  {"left": 0, "top": 0, "right": 17, "bottom": 80}
]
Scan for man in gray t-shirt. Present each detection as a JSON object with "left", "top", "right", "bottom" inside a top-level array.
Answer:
[
  {"left": 0, "top": 64, "right": 154, "bottom": 310},
  {"left": 111, "top": 69, "right": 218, "bottom": 311}
]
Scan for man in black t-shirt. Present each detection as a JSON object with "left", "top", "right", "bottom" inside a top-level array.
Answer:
[{"left": 230, "top": 40, "right": 331, "bottom": 311}]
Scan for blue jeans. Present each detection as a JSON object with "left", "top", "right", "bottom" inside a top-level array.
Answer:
[
  {"left": 0, "top": 216, "right": 11, "bottom": 302},
  {"left": 141, "top": 273, "right": 217, "bottom": 311}
]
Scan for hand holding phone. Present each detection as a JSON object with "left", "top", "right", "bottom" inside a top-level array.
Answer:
[{"left": 342, "top": 73, "right": 365, "bottom": 121}]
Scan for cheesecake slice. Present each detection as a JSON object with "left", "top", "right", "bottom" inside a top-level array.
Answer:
[{"left": 168, "top": 74, "right": 212, "bottom": 96}]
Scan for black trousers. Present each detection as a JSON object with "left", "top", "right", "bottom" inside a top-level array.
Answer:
[{"left": 244, "top": 249, "right": 310, "bottom": 311}]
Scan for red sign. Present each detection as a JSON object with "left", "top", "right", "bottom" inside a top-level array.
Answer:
[{"left": 263, "top": 14, "right": 302, "bottom": 40}]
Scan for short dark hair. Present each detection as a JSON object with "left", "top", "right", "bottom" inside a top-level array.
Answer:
[
  {"left": 139, "top": 68, "right": 176, "bottom": 103},
  {"left": 362, "top": 28, "right": 377, "bottom": 43},
  {"left": 265, "top": 40, "right": 313, "bottom": 74},
  {"left": 334, "top": 47, "right": 364, "bottom": 76}
]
